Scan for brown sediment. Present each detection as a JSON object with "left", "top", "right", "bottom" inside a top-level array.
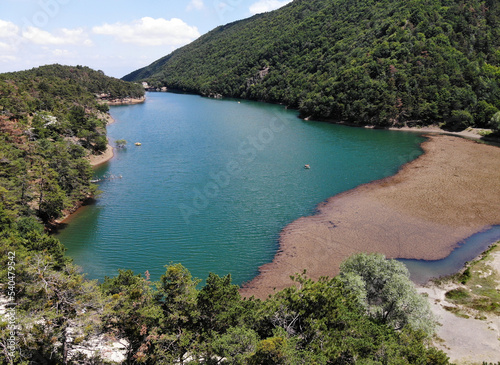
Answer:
[{"left": 240, "top": 135, "right": 500, "bottom": 299}]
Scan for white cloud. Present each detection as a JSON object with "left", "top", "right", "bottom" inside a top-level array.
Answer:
[
  {"left": 92, "top": 17, "right": 201, "bottom": 47},
  {"left": 52, "top": 49, "right": 74, "bottom": 57},
  {"left": 0, "top": 54, "right": 16, "bottom": 64},
  {"left": 0, "top": 19, "right": 20, "bottom": 59},
  {"left": 22, "top": 26, "right": 93, "bottom": 46},
  {"left": 0, "top": 19, "right": 19, "bottom": 38},
  {"left": 0, "top": 40, "right": 15, "bottom": 53},
  {"left": 187, "top": 0, "right": 204, "bottom": 11},
  {"left": 249, "top": 0, "right": 293, "bottom": 14}
]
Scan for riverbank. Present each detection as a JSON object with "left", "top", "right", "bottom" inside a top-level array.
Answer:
[
  {"left": 240, "top": 134, "right": 500, "bottom": 299},
  {"left": 56, "top": 113, "right": 116, "bottom": 224},
  {"left": 87, "top": 144, "right": 114, "bottom": 167},
  {"left": 418, "top": 241, "right": 500, "bottom": 364},
  {"left": 388, "top": 124, "right": 499, "bottom": 142},
  {"left": 86, "top": 112, "right": 116, "bottom": 167}
]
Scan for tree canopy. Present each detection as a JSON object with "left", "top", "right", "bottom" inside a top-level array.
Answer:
[
  {"left": 124, "top": 0, "right": 500, "bottom": 129},
  {"left": 1, "top": 244, "right": 449, "bottom": 364},
  {"left": 339, "top": 253, "right": 436, "bottom": 336}
]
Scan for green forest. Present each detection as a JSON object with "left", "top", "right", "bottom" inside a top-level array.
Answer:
[
  {"left": 0, "top": 64, "right": 144, "bottom": 223},
  {"left": 124, "top": 0, "right": 500, "bottom": 129},
  {"left": 1, "top": 221, "right": 449, "bottom": 364}
]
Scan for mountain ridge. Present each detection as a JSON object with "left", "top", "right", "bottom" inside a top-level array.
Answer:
[{"left": 123, "top": 0, "right": 500, "bottom": 129}]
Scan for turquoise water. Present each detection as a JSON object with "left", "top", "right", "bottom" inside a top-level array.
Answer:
[{"left": 56, "top": 92, "right": 426, "bottom": 284}]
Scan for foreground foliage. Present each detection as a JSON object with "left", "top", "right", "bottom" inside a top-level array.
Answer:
[
  {"left": 124, "top": 0, "right": 500, "bottom": 129},
  {"left": 0, "top": 216, "right": 449, "bottom": 365}
]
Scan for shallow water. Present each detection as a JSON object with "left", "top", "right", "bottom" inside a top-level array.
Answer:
[
  {"left": 57, "top": 92, "right": 430, "bottom": 284},
  {"left": 399, "top": 225, "right": 500, "bottom": 283}
]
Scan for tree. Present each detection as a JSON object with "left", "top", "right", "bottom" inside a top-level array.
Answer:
[
  {"left": 101, "top": 269, "right": 162, "bottom": 363},
  {"left": 151, "top": 264, "right": 200, "bottom": 364},
  {"left": 212, "top": 326, "right": 259, "bottom": 364},
  {"left": 448, "top": 110, "right": 474, "bottom": 131},
  {"left": 490, "top": 111, "right": 500, "bottom": 131},
  {"left": 248, "top": 335, "right": 290, "bottom": 365},
  {"left": 93, "top": 134, "right": 108, "bottom": 153},
  {"left": 16, "top": 256, "right": 104, "bottom": 364},
  {"left": 33, "top": 164, "right": 67, "bottom": 222},
  {"left": 339, "top": 253, "right": 436, "bottom": 336},
  {"left": 115, "top": 139, "right": 127, "bottom": 149},
  {"left": 197, "top": 273, "right": 250, "bottom": 360}
]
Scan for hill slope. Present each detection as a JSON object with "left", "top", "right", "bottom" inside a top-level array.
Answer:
[
  {"left": 0, "top": 64, "right": 143, "bottom": 222},
  {"left": 1, "top": 64, "right": 144, "bottom": 118},
  {"left": 123, "top": 0, "right": 500, "bottom": 128}
]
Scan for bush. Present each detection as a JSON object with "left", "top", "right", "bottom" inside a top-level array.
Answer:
[
  {"left": 448, "top": 110, "right": 474, "bottom": 131},
  {"left": 489, "top": 111, "right": 500, "bottom": 131},
  {"left": 460, "top": 267, "right": 472, "bottom": 284},
  {"left": 445, "top": 288, "right": 470, "bottom": 302}
]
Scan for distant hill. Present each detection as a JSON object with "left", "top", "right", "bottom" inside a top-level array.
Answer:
[
  {"left": 1, "top": 64, "right": 144, "bottom": 118},
  {"left": 123, "top": 0, "right": 500, "bottom": 129}
]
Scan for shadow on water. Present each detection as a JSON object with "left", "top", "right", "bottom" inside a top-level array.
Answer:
[{"left": 399, "top": 225, "right": 500, "bottom": 284}]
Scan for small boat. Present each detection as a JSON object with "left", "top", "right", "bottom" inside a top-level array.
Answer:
[
  {"left": 304, "top": 164, "right": 310, "bottom": 169},
  {"left": 135, "top": 142, "right": 142, "bottom": 146}
]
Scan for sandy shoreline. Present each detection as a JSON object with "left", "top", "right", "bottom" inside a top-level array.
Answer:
[
  {"left": 87, "top": 143, "right": 114, "bottom": 167},
  {"left": 240, "top": 135, "right": 500, "bottom": 299},
  {"left": 86, "top": 111, "right": 118, "bottom": 167},
  {"left": 102, "top": 96, "right": 146, "bottom": 106}
]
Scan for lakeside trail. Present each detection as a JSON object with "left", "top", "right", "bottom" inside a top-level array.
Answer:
[{"left": 240, "top": 134, "right": 500, "bottom": 299}]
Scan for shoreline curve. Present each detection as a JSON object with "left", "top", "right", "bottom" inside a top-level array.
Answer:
[
  {"left": 240, "top": 134, "right": 500, "bottom": 299},
  {"left": 88, "top": 143, "right": 114, "bottom": 167},
  {"left": 56, "top": 113, "right": 117, "bottom": 224}
]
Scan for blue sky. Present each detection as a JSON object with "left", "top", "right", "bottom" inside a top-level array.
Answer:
[{"left": 0, "top": 0, "right": 292, "bottom": 78}]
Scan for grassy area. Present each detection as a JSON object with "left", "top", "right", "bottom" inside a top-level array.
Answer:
[{"left": 440, "top": 242, "right": 500, "bottom": 317}]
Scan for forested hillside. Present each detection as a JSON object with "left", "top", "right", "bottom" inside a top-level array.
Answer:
[
  {"left": 1, "top": 64, "right": 144, "bottom": 119},
  {"left": 124, "top": 0, "right": 500, "bottom": 129},
  {"left": 0, "top": 64, "right": 144, "bottom": 223}
]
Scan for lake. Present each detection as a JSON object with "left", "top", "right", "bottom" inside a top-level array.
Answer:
[{"left": 57, "top": 92, "right": 429, "bottom": 284}]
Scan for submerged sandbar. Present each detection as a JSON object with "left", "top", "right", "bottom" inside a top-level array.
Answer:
[{"left": 241, "top": 135, "right": 500, "bottom": 299}]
